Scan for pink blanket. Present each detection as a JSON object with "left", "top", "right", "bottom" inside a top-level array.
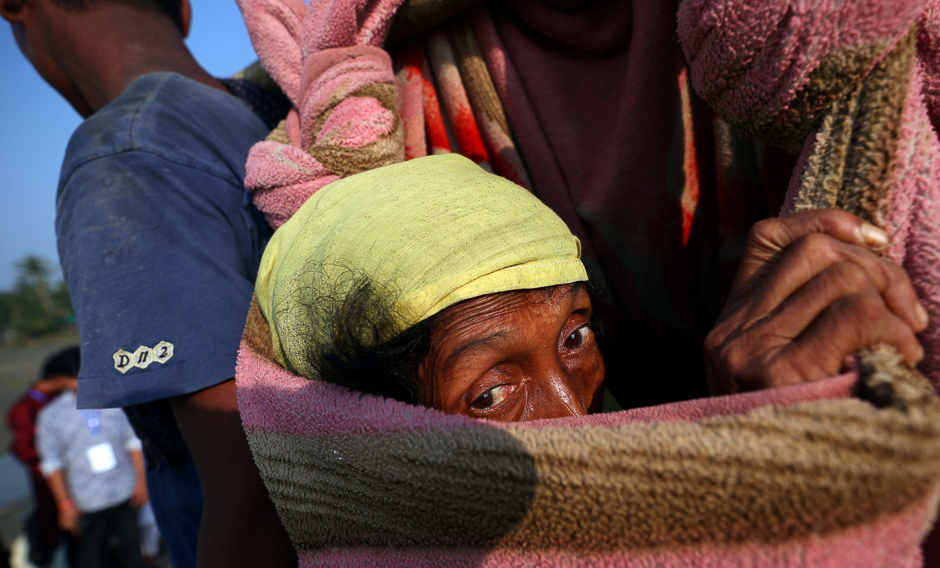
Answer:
[
  {"left": 238, "top": 299, "right": 940, "bottom": 566},
  {"left": 234, "top": 0, "right": 940, "bottom": 565}
]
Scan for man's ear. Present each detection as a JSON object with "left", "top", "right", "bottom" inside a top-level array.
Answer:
[
  {"left": 0, "top": 0, "right": 26, "bottom": 23},
  {"left": 179, "top": 0, "right": 191, "bottom": 38}
]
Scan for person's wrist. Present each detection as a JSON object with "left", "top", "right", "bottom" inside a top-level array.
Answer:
[{"left": 57, "top": 499, "right": 74, "bottom": 512}]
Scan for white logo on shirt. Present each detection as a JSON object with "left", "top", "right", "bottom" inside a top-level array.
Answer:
[{"left": 113, "top": 341, "right": 174, "bottom": 374}]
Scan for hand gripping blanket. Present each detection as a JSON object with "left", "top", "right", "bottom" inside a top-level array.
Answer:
[
  {"left": 678, "top": 0, "right": 940, "bottom": 386},
  {"left": 678, "top": 0, "right": 940, "bottom": 560},
  {"left": 235, "top": 0, "right": 940, "bottom": 565}
]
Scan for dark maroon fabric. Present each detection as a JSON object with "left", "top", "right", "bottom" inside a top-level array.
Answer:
[
  {"left": 8, "top": 393, "right": 45, "bottom": 466},
  {"left": 479, "top": 0, "right": 764, "bottom": 407},
  {"left": 7, "top": 391, "right": 61, "bottom": 549}
]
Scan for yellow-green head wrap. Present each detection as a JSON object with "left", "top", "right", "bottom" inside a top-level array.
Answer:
[{"left": 256, "top": 154, "right": 587, "bottom": 378}]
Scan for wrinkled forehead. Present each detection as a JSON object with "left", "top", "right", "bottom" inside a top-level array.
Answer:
[{"left": 431, "top": 284, "right": 587, "bottom": 336}]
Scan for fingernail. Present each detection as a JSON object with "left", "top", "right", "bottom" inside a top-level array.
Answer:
[
  {"left": 859, "top": 223, "right": 888, "bottom": 250},
  {"left": 916, "top": 303, "right": 930, "bottom": 328}
]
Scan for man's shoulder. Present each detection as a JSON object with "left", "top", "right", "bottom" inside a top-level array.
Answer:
[{"left": 61, "top": 72, "right": 269, "bottom": 184}]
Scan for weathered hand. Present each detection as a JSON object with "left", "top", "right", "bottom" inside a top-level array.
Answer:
[{"left": 705, "top": 209, "right": 928, "bottom": 394}]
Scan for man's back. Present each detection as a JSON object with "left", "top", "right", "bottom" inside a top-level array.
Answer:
[{"left": 55, "top": 72, "right": 271, "bottom": 409}]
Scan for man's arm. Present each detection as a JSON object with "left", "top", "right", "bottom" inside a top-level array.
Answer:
[
  {"left": 170, "top": 379, "right": 296, "bottom": 568},
  {"left": 45, "top": 469, "right": 81, "bottom": 536},
  {"left": 128, "top": 449, "right": 149, "bottom": 508},
  {"left": 120, "top": 413, "right": 148, "bottom": 508}
]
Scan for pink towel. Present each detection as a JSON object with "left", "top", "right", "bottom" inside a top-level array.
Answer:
[
  {"left": 235, "top": 0, "right": 530, "bottom": 229},
  {"left": 235, "top": 0, "right": 406, "bottom": 228}
]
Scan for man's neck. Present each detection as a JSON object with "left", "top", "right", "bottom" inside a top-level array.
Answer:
[{"left": 54, "top": 5, "right": 226, "bottom": 116}]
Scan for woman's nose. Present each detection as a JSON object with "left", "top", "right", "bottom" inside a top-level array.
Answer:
[{"left": 528, "top": 372, "right": 587, "bottom": 420}]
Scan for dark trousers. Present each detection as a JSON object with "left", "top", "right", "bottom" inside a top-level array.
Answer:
[{"left": 76, "top": 501, "right": 144, "bottom": 568}]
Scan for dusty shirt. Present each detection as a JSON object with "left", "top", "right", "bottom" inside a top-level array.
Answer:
[{"left": 55, "top": 72, "right": 272, "bottom": 409}]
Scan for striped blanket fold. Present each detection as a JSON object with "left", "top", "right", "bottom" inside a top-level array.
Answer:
[{"left": 238, "top": 297, "right": 940, "bottom": 566}]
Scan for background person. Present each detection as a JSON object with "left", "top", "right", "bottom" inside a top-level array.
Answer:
[
  {"left": 6, "top": 347, "right": 80, "bottom": 568},
  {"left": 35, "top": 346, "right": 146, "bottom": 568}
]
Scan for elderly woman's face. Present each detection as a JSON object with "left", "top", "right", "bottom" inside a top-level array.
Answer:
[{"left": 416, "top": 284, "right": 605, "bottom": 421}]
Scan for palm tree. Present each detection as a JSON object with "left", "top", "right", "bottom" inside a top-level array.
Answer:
[{"left": 16, "top": 255, "right": 56, "bottom": 317}]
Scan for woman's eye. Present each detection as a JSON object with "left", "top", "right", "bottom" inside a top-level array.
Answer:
[
  {"left": 563, "top": 325, "right": 591, "bottom": 349},
  {"left": 470, "top": 384, "right": 515, "bottom": 410}
]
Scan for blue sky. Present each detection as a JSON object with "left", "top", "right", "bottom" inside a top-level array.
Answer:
[{"left": 0, "top": 0, "right": 261, "bottom": 291}]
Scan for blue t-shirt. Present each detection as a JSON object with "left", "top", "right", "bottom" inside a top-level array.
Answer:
[{"left": 57, "top": 73, "right": 272, "bottom": 408}]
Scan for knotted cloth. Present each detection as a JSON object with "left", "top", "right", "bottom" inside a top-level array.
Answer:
[{"left": 256, "top": 154, "right": 585, "bottom": 378}]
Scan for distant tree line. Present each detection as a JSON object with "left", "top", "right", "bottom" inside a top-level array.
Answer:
[{"left": 0, "top": 255, "right": 74, "bottom": 342}]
